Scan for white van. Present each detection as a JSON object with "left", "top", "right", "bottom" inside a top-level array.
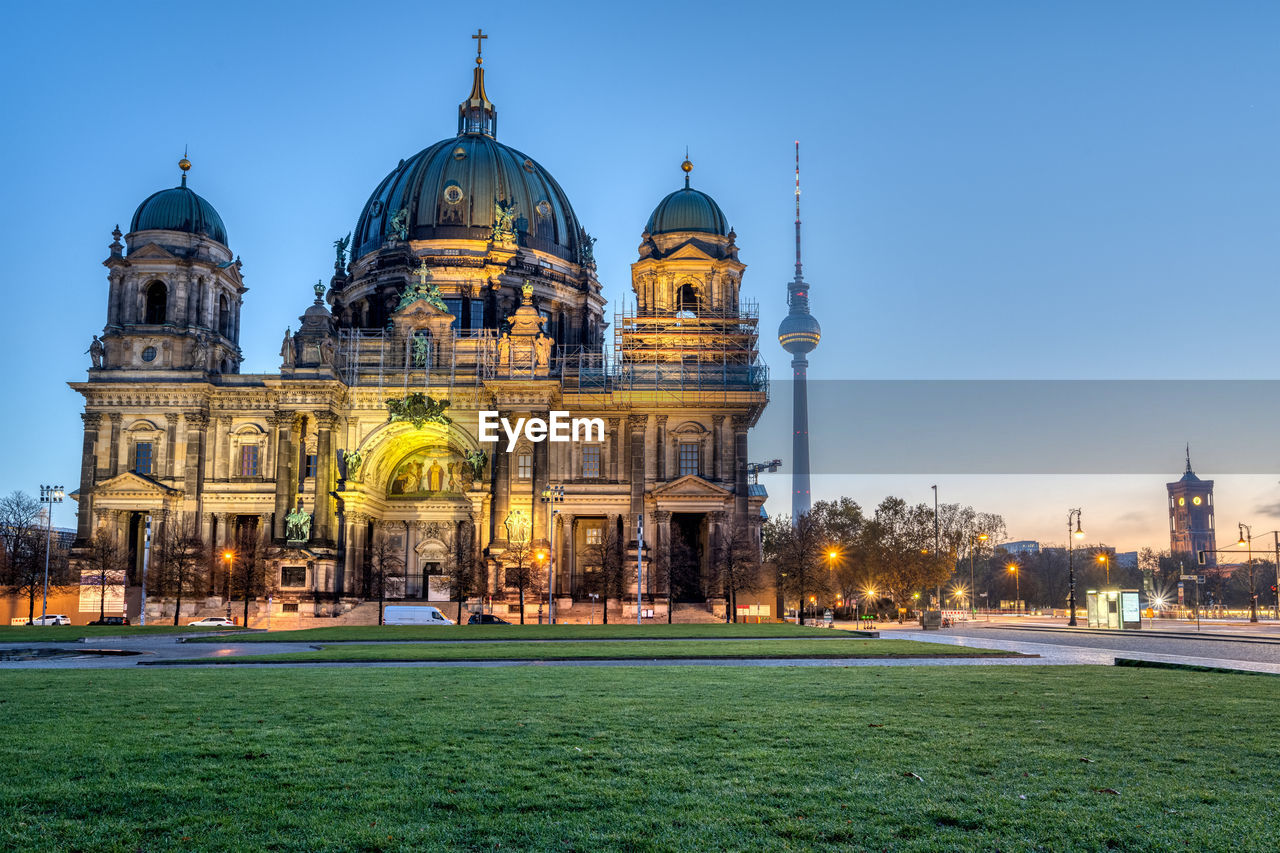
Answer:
[{"left": 382, "top": 605, "right": 455, "bottom": 626}]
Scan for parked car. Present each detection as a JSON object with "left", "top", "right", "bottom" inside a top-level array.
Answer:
[
  {"left": 382, "top": 605, "right": 454, "bottom": 626},
  {"left": 30, "top": 614, "right": 70, "bottom": 626},
  {"left": 467, "top": 613, "right": 512, "bottom": 625},
  {"left": 88, "top": 616, "right": 130, "bottom": 626},
  {"left": 187, "top": 617, "right": 236, "bottom": 628}
]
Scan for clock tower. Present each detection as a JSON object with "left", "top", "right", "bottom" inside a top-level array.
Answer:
[{"left": 1167, "top": 446, "right": 1215, "bottom": 567}]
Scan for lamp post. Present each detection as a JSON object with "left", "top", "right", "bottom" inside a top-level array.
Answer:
[
  {"left": 222, "top": 550, "right": 234, "bottom": 621},
  {"left": 1097, "top": 551, "right": 1111, "bottom": 586},
  {"left": 1067, "top": 508, "right": 1084, "bottom": 627},
  {"left": 826, "top": 548, "right": 839, "bottom": 615},
  {"left": 931, "top": 485, "right": 941, "bottom": 610},
  {"left": 1007, "top": 562, "right": 1020, "bottom": 615},
  {"left": 968, "top": 532, "right": 987, "bottom": 618},
  {"left": 535, "top": 549, "right": 547, "bottom": 624},
  {"left": 39, "top": 485, "right": 64, "bottom": 623},
  {"left": 1237, "top": 523, "right": 1259, "bottom": 623},
  {"left": 539, "top": 485, "right": 564, "bottom": 624}
]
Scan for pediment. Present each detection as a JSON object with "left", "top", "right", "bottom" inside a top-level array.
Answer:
[
  {"left": 93, "top": 471, "right": 181, "bottom": 497},
  {"left": 395, "top": 299, "right": 454, "bottom": 320},
  {"left": 665, "top": 242, "right": 716, "bottom": 262},
  {"left": 124, "top": 243, "right": 179, "bottom": 261},
  {"left": 651, "top": 475, "right": 732, "bottom": 498}
]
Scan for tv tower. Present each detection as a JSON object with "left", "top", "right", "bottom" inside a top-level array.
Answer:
[{"left": 776, "top": 141, "right": 822, "bottom": 519}]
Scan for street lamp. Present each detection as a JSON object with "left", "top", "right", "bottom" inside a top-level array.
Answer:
[
  {"left": 1067, "top": 508, "right": 1084, "bottom": 626},
  {"left": 1237, "top": 523, "right": 1259, "bottom": 623},
  {"left": 968, "top": 532, "right": 988, "bottom": 617},
  {"left": 222, "top": 550, "right": 234, "bottom": 621},
  {"left": 39, "top": 485, "right": 64, "bottom": 623},
  {"left": 1007, "top": 562, "right": 1020, "bottom": 615},
  {"left": 1097, "top": 551, "right": 1111, "bottom": 586},
  {"left": 539, "top": 485, "right": 564, "bottom": 624}
]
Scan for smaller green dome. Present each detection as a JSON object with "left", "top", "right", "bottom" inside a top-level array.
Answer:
[
  {"left": 130, "top": 185, "right": 228, "bottom": 246},
  {"left": 644, "top": 186, "right": 729, "bottom": 236}
]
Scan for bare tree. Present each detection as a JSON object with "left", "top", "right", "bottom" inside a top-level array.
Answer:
[
  {"left": 503, "top": 533, "right": 541, "bottom": 625},
  {"left": 451, "top": 521, "right": 482, "bottom": 623},
  {"left": 711, "top": 515, "right": 762, "bottom": 622},
  {"left": 580, "top": 524, "right": 625, "bottom": 624},
  {"left": 231, "top": 526, "right": 282, "bottom": 626},
  {"left": 81, "top": 527, "right": 127, "bottom": 623},
  {"left": 367, "top": 529, "right": 404, "bottom": 625},
  {"left": 763, "top": 511, "right": 831, "bottom": 625},
  {"left": 149, "top": 517, "right": 209, "bottom": 625}
]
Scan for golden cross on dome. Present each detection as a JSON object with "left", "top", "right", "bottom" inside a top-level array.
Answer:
[{"left": 472, "top": 29, "right": 487, "bottom": 64}]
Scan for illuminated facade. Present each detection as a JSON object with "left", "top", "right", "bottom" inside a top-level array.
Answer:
[{"left": 68, "top": 43, "right": 768, "bottom": 623}]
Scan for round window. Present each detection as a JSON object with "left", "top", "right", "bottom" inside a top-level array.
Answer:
[
  {"left": 444, "top": 185, "right": 464, "bottom": 205},
  {"left": 536, "top": 200, "right": 552, "bottom": 218},
  {"left": 141, "top": 346, "right": 157, "bottom": 363},
  {"left": 453, "top": 146, "right": 467, "bottom": 160},
  {"left": 522, "top": 159, "right": 535, "bottom": 173}
]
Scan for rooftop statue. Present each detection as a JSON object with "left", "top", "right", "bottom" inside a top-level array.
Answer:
[{"left": 86, "top": 335, "right": 105, "bottom": 369}]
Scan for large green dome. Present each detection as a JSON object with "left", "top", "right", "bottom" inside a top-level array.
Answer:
[
  {"left": 644, "top": 186, "right": 729, "bottom": 236},
  {"left": 129, "top": 184, "right": 228, "bottom": 246},
  {"left": 352, "top": 134, "right": 586, "bottom": 263}
]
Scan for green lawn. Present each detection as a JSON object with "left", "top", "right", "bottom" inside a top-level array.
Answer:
[
  {"left": 0, "top": 625, "right": 240, "bottom": 643},
  {"left": 184, "top": 622, "right": 862, "bottom": 643},
  {"left": 1, "top": 667, "right": 1276, "bottom": 851},
  {"left": 155, "top": 638, "right": 1018, "bottom": 664}
]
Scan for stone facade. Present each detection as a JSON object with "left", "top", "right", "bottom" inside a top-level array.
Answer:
[{"left": 69, "top": 55, "right": 767, "bottom": 620}]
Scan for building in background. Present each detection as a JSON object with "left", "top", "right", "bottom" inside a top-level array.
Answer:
[{"left": 1167, "top": 447, "right": 1216, "bottom": 568}]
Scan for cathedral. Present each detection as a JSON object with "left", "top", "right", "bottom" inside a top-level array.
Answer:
[{"left": 69, "top": 39, "right": 769, "bottom": 623}]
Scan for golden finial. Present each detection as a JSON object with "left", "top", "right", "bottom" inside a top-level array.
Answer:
[
  {"left": 472, "top": 28, "right": 487, "bottom": 65},
  {"left": 681, "top": 149, "right": 693, "bottom": 188},
  {"left": 179, "top": 148, "right": 191, "bottom": 187}
]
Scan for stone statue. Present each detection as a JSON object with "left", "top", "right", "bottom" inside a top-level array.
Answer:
[
  {"left": 465, "top": 448, "right": 487, "bottom": 480},
  {"left": 387, "top": 207, "right": 409, "bottom": 242},
  {"left": 497, "top": 333, "right": 511, "bottom": 367},
  {"left": 286, "top": 502, "right": 312, "bottom": 541},
  {"left": 492, "top": 199, "right": 517, "bottom": 242},
  {"left": 534, "top": 330, "right": 553, "bottom": 368},
  {"left": 504, "top": 509, "right": 529, "bottom": 543},
  {"left": 343, "top": 449, "right": 363, "bottom": 477},
  {"left": 189, "top": 335, "right": 210, "bottom": 370},
  {"left": 280, "top": 329, "right": 295, "bottom": 368},
  {"left": 579, "top": 231, "right": 596, "bottom": 268},
  {"left": 334, "top": 232, "right": 351, "bottom": 268},
  {"left": 411, "top": 334, "right": 430, "bottom": 367},
  {"left": 86, "top": 335, "right": 105, "bottom": 369},
  {"left": 318, "top": 337, "right": 336, "bottom": 366}
]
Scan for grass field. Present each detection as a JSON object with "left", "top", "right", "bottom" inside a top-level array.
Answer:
[
  {"left": 2, "top": 666, "right": 1277, "bottom": 851},
  {"left": 0, "top": 625, "right": 239, "bottom": 643},
  {"left": 154, "top": 638, "right": 1019, "bottom": 664},
  {"left": 182, "top": 622, "right": 858, "bottom": 643}
]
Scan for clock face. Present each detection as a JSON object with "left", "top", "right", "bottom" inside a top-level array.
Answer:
[
  {"left": 1178, "top": 497, "right": 1185, "bottom": 506},
  {"left": 1192, "top": 496, "right": 1202, "bottom": 506}
]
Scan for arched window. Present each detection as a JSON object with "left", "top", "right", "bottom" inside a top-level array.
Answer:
[
  {"left": 144, "top": 281, "right": 167, "bottom": 324},
  {"left": 676, "top": 282, "right": 700, "bottom": 315},
  {"left": 218, "top": 294, "right": 230, "bottom": 338}
]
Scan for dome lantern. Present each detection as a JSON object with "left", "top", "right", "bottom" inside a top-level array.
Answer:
[{"left": 458, "top": 28, "right": 497, "bottom": 138}]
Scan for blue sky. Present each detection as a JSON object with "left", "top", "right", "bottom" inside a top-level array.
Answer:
[{"left": 3, "top": 0, "right": 1279, "bottom": 548}]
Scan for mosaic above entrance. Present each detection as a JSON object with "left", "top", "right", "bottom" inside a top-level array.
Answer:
[{"left": 388, "top": 447, "right": 470, "bottom": 496}]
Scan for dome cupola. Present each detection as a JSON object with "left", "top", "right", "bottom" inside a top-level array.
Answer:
[
  {"left": 128, "top": 158, "right": 228, "bottom": 246},
  {"left": 643, "top": 159, "right": 729, "bottom": 237}
]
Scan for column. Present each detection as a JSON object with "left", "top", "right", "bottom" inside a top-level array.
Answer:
[
  {"left": 213, "top": 416, "right": 231, "bottom": 481},
  {"left": 553, "top": 513, "right": 567, "bottom": 596},
  {"left": 490, "top": 411, "right": 510, "bottom": 544},
  {"left": 628, "top": 415, "right": 647, "bottom": 518},
  {"left": 183, "top": 413, "right": 208, "bottom": 499},
  {"left": 561, "top": 514, "right": 575, "bottom": 596},
  {"left": 313, "top": 411, "right": 336, "bottom": 544},
  {"left": 608, "top": 417, "right": 621, "bottom": 481},
  {"left": 655, "top": 415, "right": 668, "bottom": 482},
  {"left": 164, "top": 413, "right": 179, "bottom": 481},
  {"left": 271, "top": 412, "right": 294, "bottom": 539},
  {"left": 732, "top": 415, "right": 749, "bottom": 518},
  {"left": 712, "top": 415, "right": 724, "bottom": 483},
  {"left": 108, "top": 413, "right": 122, "bottom": 477},
  {"left": 654, "top": 510, "right": 672, "bottom": 602},
  {"left": 75, "top": 413, "right": 102, "bottom": 544}
]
